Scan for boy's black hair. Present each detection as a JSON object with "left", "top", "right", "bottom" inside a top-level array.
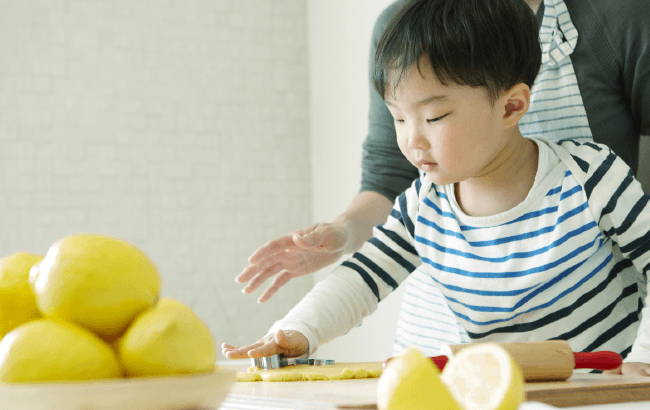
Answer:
[{"left": 373, "top": 0, "right": 542, "bottom": 103}]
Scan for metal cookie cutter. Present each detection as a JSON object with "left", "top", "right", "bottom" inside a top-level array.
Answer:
[{"left": 251, "top": 354, "right": 335, "bottom": 370}]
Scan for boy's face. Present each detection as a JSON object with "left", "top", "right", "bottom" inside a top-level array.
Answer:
[{"left": 384, "top": 58, "right": 513, "bottom": 186}]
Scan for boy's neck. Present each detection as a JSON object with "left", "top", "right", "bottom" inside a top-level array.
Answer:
[{"left": 454, "top": 132, "right": 539, "bottom": 217}]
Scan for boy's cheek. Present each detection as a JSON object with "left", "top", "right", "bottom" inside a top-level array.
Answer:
[{"left": 395, "top": 135, "right": 412, "bottom": 159}]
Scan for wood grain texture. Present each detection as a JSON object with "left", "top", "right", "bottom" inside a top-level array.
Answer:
[
  {"left": 525, "top": 373, "right": 650, "bottom": 408},
  {"left": 336, "top": 374, "right": 650, "bottom": 409}
]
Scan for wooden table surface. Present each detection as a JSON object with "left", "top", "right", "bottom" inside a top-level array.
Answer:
[
  {"left": 225, "top": 372, "right": 650, "bottom": 409},
  {"left": 231, "top": 378, "right": 377, "bottom": 407}
]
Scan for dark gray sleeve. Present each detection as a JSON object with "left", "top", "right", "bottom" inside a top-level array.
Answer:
[
  {"left": 609, "top": 0, "right": 650, "bottom": 137},
  {"left": 567, "top": 0, "right": 650, "bottom": 174},
  {"left": 360, "top": 2, "right": 419, "bottom": 201}
]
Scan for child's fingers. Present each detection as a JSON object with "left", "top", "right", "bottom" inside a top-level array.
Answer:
[
  {"left": 221, "top": 342, "right": 244, "bottom": 358},
  {"left": 222, "top": 330, "right": 307, "bottom": 361},
  {"left": 223, "top": 340, "right": 267, "bottom": 359},
  {"left": 274, "top": 329, "right": 290, "bottom": 346},
  {"left": 275, "top": 329, "right": 309, "bottom": 358},
  {"left": 246, "top": 341, "right": 282, "bottom": 359}
]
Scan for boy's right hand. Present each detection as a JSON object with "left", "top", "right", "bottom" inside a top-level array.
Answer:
[{"left": 221, "top": 329, "right": 309, "bottom": 360}]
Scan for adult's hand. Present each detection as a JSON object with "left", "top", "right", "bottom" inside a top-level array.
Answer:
[{"left": 235, "top": 221, "right": 351, "bottom": 303}]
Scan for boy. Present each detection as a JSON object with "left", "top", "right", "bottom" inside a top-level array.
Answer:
[{"left": 223, "top": 0, "right": 650, "bottom": 374}]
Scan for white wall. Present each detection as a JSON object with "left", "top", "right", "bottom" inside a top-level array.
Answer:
[
  {"left": 306, "top": 0, "right": 403, "bottom": 362},
  {"left": 0, "top": 0, "right": 314, "bottom": 360}
]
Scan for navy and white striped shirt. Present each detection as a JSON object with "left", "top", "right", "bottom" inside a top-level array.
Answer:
[{"left": 270, "top": 139, "right": 650, "bottom": 363}]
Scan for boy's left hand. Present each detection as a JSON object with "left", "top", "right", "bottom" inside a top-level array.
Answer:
[
  {"left": 603, "top": 362, "right": 650, "bottom": 376},
  {"left": 221, "top": 329, "right": 309, "bottom": 360}
]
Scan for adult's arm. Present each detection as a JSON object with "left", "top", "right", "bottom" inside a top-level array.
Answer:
[
  {"left": 566, "top": 0, "right": 650, "bottom": 173},
  {"left": 268, "top": 181, "right": 424, "bottom": 356},
  {"left": 332, "top": 191, "right": 394, "bottom": 255},
  {"left": 598, "top": 0, "right": 650, "bottom": 137},
  {"left": 360, "top": 2, "right": 419, "bottom": 201},
  {"left": 235, "top": 2, "right": 415, "bottom": 303}
]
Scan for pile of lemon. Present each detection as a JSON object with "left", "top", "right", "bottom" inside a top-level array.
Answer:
[
  {"left": 378, "top": 345, "right": 525, "bottom": 410},
  {"left": 0, "top": 234, "right": 216, "bottom": 383}
]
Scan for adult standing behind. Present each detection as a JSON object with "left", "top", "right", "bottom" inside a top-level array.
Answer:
[{"left": 236, "top": 0, "right": 650, "bottom": 357}]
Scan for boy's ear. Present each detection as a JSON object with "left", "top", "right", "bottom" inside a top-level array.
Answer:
[{"left": 501, "top": 83, "right": 530, "bottom": 128}]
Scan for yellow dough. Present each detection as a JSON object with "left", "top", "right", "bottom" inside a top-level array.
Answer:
[{"left": 236, "top": 362, "right": 383, "bottom": 382}]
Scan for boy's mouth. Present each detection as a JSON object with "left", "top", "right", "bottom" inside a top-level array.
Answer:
[
  {"left": 417, "top": 160, "right": 436, "bottom": 171},
  {"left": 416, "top": 156, "right": 435, "bottom": 165}
]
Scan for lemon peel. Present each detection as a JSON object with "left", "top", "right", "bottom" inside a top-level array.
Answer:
[
  {"left": 377, "top": 347, "right": 461, "bottom": 410},
  {"left": 0, "top": 252, "right": 44, "bottom": 339},
  {"left": 0, "top": 319, "right": 121, "bottom": 383},
  {"left": 117, "top": 298, "right": 216, "bottom": 377},
  {"left": 32, "top": 234, "right": 161, "bottom": 337}
]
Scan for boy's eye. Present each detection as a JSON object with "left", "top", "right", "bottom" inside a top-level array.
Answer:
[
  {"left": 427, "top": 114, "right": 447, "bottom": 123},
  {"left": 394, "top": 119, "right": 405, "bottom": 123}
]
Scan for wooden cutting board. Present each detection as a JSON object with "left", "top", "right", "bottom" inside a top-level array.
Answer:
[
  {"left": 336, "top": 373, "right": 650, "bottom": 409},
  {"left": 523, "top": 373, "right": 650, "bottom": 408}
]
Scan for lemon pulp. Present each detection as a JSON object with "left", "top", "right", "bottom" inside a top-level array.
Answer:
[{"left": 441, "top": 343, "right": 525, "bottom": 410}]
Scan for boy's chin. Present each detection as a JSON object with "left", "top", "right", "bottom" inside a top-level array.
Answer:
[{"left": 423, "top": 172, "right": 457, "bottom": 187}]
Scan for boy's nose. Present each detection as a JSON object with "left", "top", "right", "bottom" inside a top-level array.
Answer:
[{"left": 407, "top": 126, "right": 428, "bottom": 150}]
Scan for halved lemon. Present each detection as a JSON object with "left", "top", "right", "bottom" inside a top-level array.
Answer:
[
  {"left": 441, "top": 343, "right": 525, "bottom": 410},
  {"left": 377, "top": 347, "right": 460, "bottom": 410}
]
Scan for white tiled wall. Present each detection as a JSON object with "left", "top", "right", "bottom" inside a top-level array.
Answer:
[{"left": 0, "top": 0, "right": 313, "bottom": 358}]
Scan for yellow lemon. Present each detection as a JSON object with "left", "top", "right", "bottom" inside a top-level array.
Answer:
[
  {"left": 32, "top": 234, "right": 161, "bottom": 338},
  {"left": 0, "top": 252, "right": 44, "bottom": 339},
  {"left": 0, "top": 319, "right": 122, "bottom": 382},
  {"left": 27, "top": 257, "right": 43, "bottom": 290},
  {"left": 117, "top": 298, "right": 216, "bottom": 377},
  {"left": 441, "top": 343, "right": 525, "bottom": 410},
  {"left": 377, "top": 347, "right": 461, "bottom": 410}
]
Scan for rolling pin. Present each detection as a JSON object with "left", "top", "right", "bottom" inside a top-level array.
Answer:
[{"left": 385, "top": 340, "right": 622, "bottom": 381}]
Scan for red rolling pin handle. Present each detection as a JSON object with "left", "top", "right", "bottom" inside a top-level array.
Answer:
[
  {"left": 430, "top": 355, "right": 448, "bottom": 371},
  {"left": 428, "top": 351, "right": 622, "bottom": 372},
  {"left": 384, "top": 351, "right": 622, "bottom": 372},
  {"left": 573, "top": 351, "right": 622, "bottom": 371}
]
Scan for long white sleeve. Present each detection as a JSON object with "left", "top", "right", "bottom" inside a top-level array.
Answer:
[
  {"left": 268, "top": 180, "right": 426, "bottom": 355},
  {"left": 267, "top": 263, "right": 381, "bottom": 356}
]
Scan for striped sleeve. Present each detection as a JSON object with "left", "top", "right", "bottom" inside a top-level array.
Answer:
[
  {"left": 267, "top": 179, "right": 424, "bottom": 355},
  {"left": 568, "top": 142, "right": 650, "bottom": 363},
  {"left": 347, "top": 179, "right": 423, "bottom": 303},
  {"left": 574, "top": 142, "right": 650, "bottom": 275}
]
